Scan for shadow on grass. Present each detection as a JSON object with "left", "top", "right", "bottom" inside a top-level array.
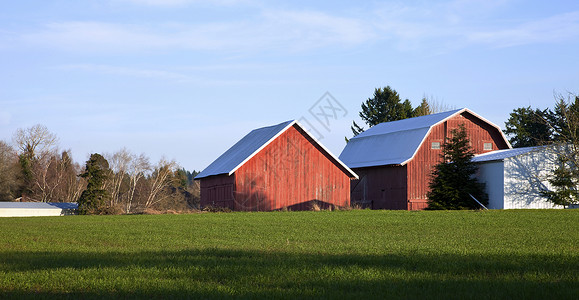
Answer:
[{"left": 1, "top": 248, "right": 577, "bottom": 299}]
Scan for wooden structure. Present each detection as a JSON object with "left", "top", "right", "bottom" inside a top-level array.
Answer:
[
  {"left": 195, "top": 120, "right": 358, "bottom": 211},
  {"left": 339, "top": 108, "right": 511, "bottom": 210}
]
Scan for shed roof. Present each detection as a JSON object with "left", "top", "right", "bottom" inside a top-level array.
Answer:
[
  {"left": 0, "top": 202, "right": 78, "bottom": 209},
  {"left": 339, "top": 108, "right": 511, "bottom": 168},
  {"left": 471, "top": 146, "right": 540, "bottom": 163},
  {"left": 195, "top": 120, "right": 358, "bottom": 179}
]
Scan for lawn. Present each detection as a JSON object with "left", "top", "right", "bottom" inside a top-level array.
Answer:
[{"left": 0, "top": 210, "right": 577, "bottom": 299}]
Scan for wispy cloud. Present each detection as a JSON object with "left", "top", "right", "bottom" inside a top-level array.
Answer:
[
  {"left": 61, "top": 64, "right": 193, "bottom": 81},
  {"left": 468, "top": 11, "right": 579, "bottom": 48},
  {"left": 13, "top": 2, "right": 579, "bottom": 56},
  {"left": 58, "top": 63, "right": 305, "bottom": 86},
  {"left": 115, "top": 0, "right": 249, "bottom": 7},
  {"left": 18, "top": 8, "right": 378, "bottom": 54},
  {"left": 371, "top": 1, "right": 579, "bottom": 52}
]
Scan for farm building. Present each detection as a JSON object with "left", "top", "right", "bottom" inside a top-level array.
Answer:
[
  {"left": 0, "top": 202, "right": 78, "bottom": 217},
  {"left": 473, "top": 146, "right": 563, "bottom": 209},
  {"left": 339, "top": 108, "right": 511, "bottom": 210},
  {"left": 194, "top": 120, "right": 358, "bottom": 211}
]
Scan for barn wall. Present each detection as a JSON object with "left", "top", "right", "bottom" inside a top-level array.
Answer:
[
  {"left": 351, "top": 165, "right": 407, "bottom": 210},
  {"left": 233, "top": 125, "right": 351, "bottom": 211},
  {"left": 199, "top": 174, "right": 235, "bottom": 209},
  {"left": 406, "top": 112, "right": 511, "bottom": 210},
  {"left": 503, "top": 150, "right": 563, "bottom": 209},
  {"left": 476, "top": 161, "right": 505, "bottom": 209}
]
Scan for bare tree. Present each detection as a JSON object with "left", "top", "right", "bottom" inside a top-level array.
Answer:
[
  {"left": 106, "top": 148, "right": 132, "bottom": 207},
  {"left": 144, "top": 158, "right": 177, "bottom": 208},
  {"left": 56, "top": 151, "right": 86, "bottom": 203},
  {"left": 12, "top": 124, "right": 58, "bottom": 158},
  {"left": 32, "top": 151, "right": 64, "bottom": 202},
  {"left": 424, "top": 95, "right": 456, "bottom": 114},
  {"left": 126, "top": 153, "right": 150, "bottom": 213},
  {"left": 10, "top": 125, "right": 61, "bottom": 201}
]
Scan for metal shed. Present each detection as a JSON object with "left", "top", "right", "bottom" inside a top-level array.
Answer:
[
  {"left": 473, "top": 146, "right": 563, "bottom": 209},
  {"left": 195, "top": 120, "right": 358, "bottom": 211},
  {"left": 0, "top": 202, "right": 78, "bottom": 217},
  {"left": 339, "top": 108, "right": 511, "bottom": 210}
]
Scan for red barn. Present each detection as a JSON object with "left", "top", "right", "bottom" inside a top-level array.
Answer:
[
  {"left": 339, "top": 108, "right": 511, "bottom": 210},
  {"left": 195, "top": 120, "right": 358, "bottom": 211}
]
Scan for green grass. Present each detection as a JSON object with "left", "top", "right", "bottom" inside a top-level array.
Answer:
[{"left": 0, "top": 210, "right": 577, "bottom": 299}]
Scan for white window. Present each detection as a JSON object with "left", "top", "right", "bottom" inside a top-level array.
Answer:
[
  {"left": 431, "top": 142, "right": 441, "bottom": 149},
  {"left": 483, "top": 142, "right": 493, "bottom": 151}
]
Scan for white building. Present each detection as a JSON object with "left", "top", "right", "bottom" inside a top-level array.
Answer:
[
  {"left": 0, "top": 202, "right": 78, "bottom": 217},
  {"left": 473, "top": 146, "right": 563, "bottom": 209}
]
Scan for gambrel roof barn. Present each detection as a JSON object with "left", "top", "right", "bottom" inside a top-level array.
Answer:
[
  {"left": 340, "top": 108, "right": 511, "bottom": 210},
  {"left": 195, "top": 120, "right": 358, "bottom": 211}
]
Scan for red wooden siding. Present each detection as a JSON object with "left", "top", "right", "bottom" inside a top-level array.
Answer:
[
  {"left": 199, "top": 174, "right": 235, "bottom": 209},
  {"left": 406, "top": 111, "right": 510, "bottom": 210},
  {"left": 351, "top": 165, "right": 407, "bottom": 209},
  {"left": 231, "top": 124, "right": 351, "bottom": 211}
]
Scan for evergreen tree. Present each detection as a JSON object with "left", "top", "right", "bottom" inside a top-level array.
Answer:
[
  {"left": 503, "top": 106, "right": 552, "bottom": 147},
  {"left": 541, "top": 93, "right": 579, "bottom": 207},
  {"left": 351, "top": 86, "right": 413, "bottom": 137},
  {"left": 78, "top": 153, "right": 111, "bottom": 214},
  {"left": 413, "top": 98, "right": 432, "bottom": 117},
  {"left": 427, "top": 125, "right": 488, "bottom": 210}
]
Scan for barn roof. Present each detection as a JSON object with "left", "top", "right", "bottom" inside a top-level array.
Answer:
[
  {"left": 195, "top": 120, "right": 358, "bottom": 179},
  {"left": 472, "top": 146, "right": 540, "bottom": 163},
  {"left": 339, "top": 108, "right": 511, "bottom": 168}
]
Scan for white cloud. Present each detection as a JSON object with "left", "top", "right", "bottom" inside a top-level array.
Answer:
[
  {"left": 371, "top": 1, "right": 579, "bottom": 52},
  {"left": 116, "top": 0, "right": 249, "bottom": 6},
  {"left": 18, "top": 9, "right": 378, "bottom": 54},
  {"left": 61, "top": 64, "right": 193, "bottom": 81},
  {"left": 468, "top": 11, "right": 579, "bottom": 48},
  {"left": 14, "top": 2, "right": 579, "bottom": 56}
]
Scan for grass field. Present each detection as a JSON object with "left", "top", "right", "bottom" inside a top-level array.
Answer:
[{"left": 0, "top": 210, "right": 577, "bottom": 299}]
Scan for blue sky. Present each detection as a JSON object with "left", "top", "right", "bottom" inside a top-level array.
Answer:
[{"left": 1, "top": 0, "right": 578, "bottom": 171}]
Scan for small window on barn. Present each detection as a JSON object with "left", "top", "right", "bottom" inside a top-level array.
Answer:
[
  {"left": 431, "top": 142, "right": 441, "bottom": 149},
  {"left": 484, "top": 142, "right": 493, "bottom": 151}
]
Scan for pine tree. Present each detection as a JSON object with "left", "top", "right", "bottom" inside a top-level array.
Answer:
[
  {"left": 427, "top": 125, "right": 488, "bottom": 210},
  {"left": 350, "top": 86, "right": 413, "bottom": 137},
  {"left": 541, "top": 93, "right": 579, "bottom": 207},
  {"left": 503, "top": 106, "right": 552, "bottom": 147},
  {"left": 78, "top": 153, "right": 111, "bottom": 214}
]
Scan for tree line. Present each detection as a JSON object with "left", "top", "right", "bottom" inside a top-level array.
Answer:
[{"left": 0, "top": 125, "right": 200, "bottom": 214}]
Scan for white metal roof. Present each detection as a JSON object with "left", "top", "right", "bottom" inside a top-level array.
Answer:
[
  {"left": 339, "top": 108, "right": 511, "bottom": 168},
  {"left": 195, "top": 120, "right": 358, "bottom": 179},
  {"left": 0, "top": 202, "right": 78, "bottom": 209},
  {"left": 472, "top": 146, "right": 540, "bottom": 163}
]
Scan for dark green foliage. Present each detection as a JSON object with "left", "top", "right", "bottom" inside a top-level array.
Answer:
[
  {"left": 78, "top": 153, "right": 111, "bottom": 214},
  {"left": 0, "top": 142, "right": 20, "bottom": 201},
  {"left": 503, "top": 106, "right": 552, "bottom": 147},
  {"left": 427, "top": 125, "right": 488, "bottom": 210},
  {"left": 351, "top": 86, "right": 414, "bottom": 137},
  {"left": 549, "top": 95, "right": 579, "bottom": 142},
  {"left": 16, "top": 154, "right": 33, "bottom": 197},
  {"left": 413, "top": 98, "right": 432, "bottom": 117},
  {"left": 350, "top": 87, "right": 441, "bottom": 139},
  {"left": 541, "top": 153, "right": 579, "bottom": 207},
  {"left": 540, "top": 94, "right": 579, "bottom": 206}
]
